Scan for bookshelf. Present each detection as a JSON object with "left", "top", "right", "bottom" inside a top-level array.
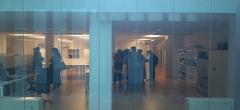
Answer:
[{"left": 177, "top": 48, "right": 209, "bottom": 94}]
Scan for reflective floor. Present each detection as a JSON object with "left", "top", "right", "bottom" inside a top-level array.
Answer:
[
  {"left": 45, "top": 66, "right": 88, "bottom": 110},
  {"left": 44, "top": 67, "right": 203, "bottom": 110},
  {"left": 112, "top": 68, "right": 203, "bottom": 110}
]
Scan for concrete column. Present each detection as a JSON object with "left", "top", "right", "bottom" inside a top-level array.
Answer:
[
  {"left": 6, "top": 37, "right": 16, "bottom": 68},
  {"left": 45, "top": 12, "right": 57, "bottom": 66},
  {"left": 89, "top": 13, "right": 112, "bottom": 110},
  {"left": 45, "top": 34, "right": 55, "bottom": 66}
]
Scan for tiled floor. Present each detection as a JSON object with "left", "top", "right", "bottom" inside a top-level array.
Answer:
[{"left": 44, "top": 67, "right": 204, "bottom": 110}]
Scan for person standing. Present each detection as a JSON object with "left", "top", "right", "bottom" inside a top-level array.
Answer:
[
  {"left": 127, "top": 47, "right": 144, "bottom": 85},
  {"left": 122, "top": 49, "right": 130, "bottom": 92},
  {"left": 113, "top": 49, "right": 124, "bottom": 86},
  {"left": 32, "top": 47, "right": 52, "bottom": 104},
  {"left": 52, "top": 48, "right": 66, "bottom": 89},
  {"left": 147, "top": 50, "right": 158, "bottom": 83},
  {"left": 33, "top": 47, "right": 47, "bottom": 84},
  {"left": 145, "top": 52, "right": 150, "bottom": 81},
  {"left": 137, "top": 49, "right": 146, "bottom": 81}
]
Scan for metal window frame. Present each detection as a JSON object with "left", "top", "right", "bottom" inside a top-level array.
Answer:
[{"left": 235, "top": 1, "right": 240, "bottom": 110}]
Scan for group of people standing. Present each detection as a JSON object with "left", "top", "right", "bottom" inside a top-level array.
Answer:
[
  {"left": 32, "top": 47, "right": 66, "bottom": 104},
  {"left": 113, "top": 46, "right": 159, "bottom": 87}
]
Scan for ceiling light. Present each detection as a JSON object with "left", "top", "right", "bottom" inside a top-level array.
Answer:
[
  {"left": 138, "top": 38, "right": 150, "bottom": 41},
  {"left": 58, "top": 39, "right": 73, "bottom": 43},
  {"left": 145, "top": 35, "right": 166, "bottom": 38},
  {"left": 64, "top": 34, "right": 89, "bottom": 40},
  {"left": 68, "top": 34, "right": 89, "bottom": 37},
  {"left": 9, "top": 33, "right": 45, "bottom": 39}
]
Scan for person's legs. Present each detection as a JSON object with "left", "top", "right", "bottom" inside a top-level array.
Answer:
[
  {"left": 149, "top": 66, "right": 155, "bottom": 85},
  {"left": 153, "top": 68, "right": 156, "bottom": 81},
  {"left": 145, "top": 63, "right": 150, "bottom": 80},
  {"left": 113, "top": 72, "right": 117, "bottom": 84},
  {"left": 53, "top": 69, "right": 61, "bottom": 88},
  {"left": 114, "top": 72, "right": 122, "bottom": 90},
  {"left": 127, "top": 81, "right": 145, "bottom": 94}
]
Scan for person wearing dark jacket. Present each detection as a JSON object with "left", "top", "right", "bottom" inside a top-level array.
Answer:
[
  {"left": 32, "top": 47, "right": 52, "bottom": 104},
  {"left": 147, "top": 50, "right": 158, "bottom": 83},
  {"left": 52, "top": 48, "right": 66, "bottom": 89},
  {"left": 113, "top": 49, "right": 124, "bottom": 86}
]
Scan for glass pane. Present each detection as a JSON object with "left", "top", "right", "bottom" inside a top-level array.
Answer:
[
  {"left": 207, "top": 13, "right": 235, "bottom": 110},
  {"left": 0, "top": 0, "right": 238, "bottom": 110},
  {"left": 111, "top": 12, "right": 178, "bottom": 110},
  {"left": 0, "top": 1, "right": 30, "bottom": 109},
  {"left": 174, "top": 13, "right": 212, "bottom": 110},
  {"left": 111, "top": 1, "right": 235, "bottom": 110}
]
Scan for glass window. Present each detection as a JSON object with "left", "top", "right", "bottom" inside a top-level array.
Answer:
[{"left": 0, "top": 0, "right": 239, "bottom": 110}]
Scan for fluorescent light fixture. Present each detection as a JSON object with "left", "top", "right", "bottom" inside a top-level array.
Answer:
[
  {"left": 9, "top": 33, "right": 45, "bottom": 39},
  {"left": 138, "top": 38, "right": 150, "bottom": 41},
  {"left": 58, "top": 39, "right": 73, "bottom": 43},
  {"left": 145, "top": 35, "right": 166, "bottom": 38},
  {"left": 69, "top": 34, "right": 89, "bottom": 37},
  {"left": 64, "top": 34, "right": 89, "bottom": 40}
]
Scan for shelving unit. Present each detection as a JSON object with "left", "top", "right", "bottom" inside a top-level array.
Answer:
[
  {"left": 177, "top": 48, "right": 209, "bottom": 94},
  {"left": 177, "top": 46, "right": 229, "bottom": 97}
]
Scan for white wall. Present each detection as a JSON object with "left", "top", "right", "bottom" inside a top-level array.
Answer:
[{"left": 68, "top": 39, "right": 89, "bottom": 65}]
